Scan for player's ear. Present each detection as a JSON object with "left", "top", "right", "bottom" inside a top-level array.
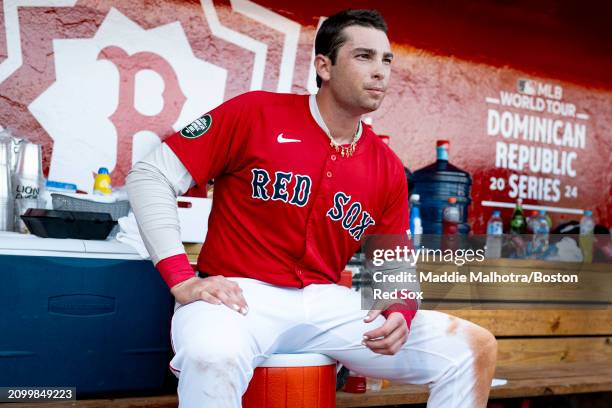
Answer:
[{"left": 314, "top": 54, "right": 332, "bottom": 84}]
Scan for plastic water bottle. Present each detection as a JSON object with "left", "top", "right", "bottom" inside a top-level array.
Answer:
[
  {"left": 532, "top": 210, "right": 550, "bottom": 255},
  {"left": 485, "top": 210, "right": 503, "bottom": 258},
  {"left": 442, "top": 197, "right": 460, "bottom": 250},
  {"left": 409, "top": 194, "right": 423, "bottom": 246},
  {"left": 579, "top": 210, "right": 595, "bottom": 263},
  {"left": 442, "top": 197, "right": 460, "bottom": 235},
  {"left": 526, "top": 210, "right": 539, "bottom": 233}
]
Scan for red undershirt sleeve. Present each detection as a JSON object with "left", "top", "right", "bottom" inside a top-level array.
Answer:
[{"left": 156, "top": 253, "right": 195, "bottom": 289}]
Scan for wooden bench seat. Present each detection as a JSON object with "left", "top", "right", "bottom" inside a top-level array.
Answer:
[
  {"left": 336, "top": 362, "right": 612, "bottom": 407},
  {"left": 7, "top": 362, "right": 611, "bottom": 408}
]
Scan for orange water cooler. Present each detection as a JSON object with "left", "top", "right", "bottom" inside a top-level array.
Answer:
[{"left": 242, "top": 353, "right": 337, "bottom": 408}]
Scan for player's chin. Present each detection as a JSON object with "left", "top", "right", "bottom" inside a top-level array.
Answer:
[
  {"left": 367, "top": 93, "right": 386, "bottom": 108},
  {"left": 359, "top": 98, "right": 383, "bottom": 113}
]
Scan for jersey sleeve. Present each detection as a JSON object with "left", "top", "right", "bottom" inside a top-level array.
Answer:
[
  {"left": 375, "top": 165, "right": 410, "bottom": 236},
  {"left": 163, "top": 92, "right": 255, "bottom": 185},
  {"left": 373, "top": 161, "right": 418, "bottom": 328}
]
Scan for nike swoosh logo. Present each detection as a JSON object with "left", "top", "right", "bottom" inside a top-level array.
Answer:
[{"left": 277, "top": 133, "right": 301, "bottom": 143}]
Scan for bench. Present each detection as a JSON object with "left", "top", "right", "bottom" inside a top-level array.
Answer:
[{"left": 7, "top": 257, "right": 610, "bottom": 407}]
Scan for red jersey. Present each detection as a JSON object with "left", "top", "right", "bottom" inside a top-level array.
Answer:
[{"left": 164, "top": 91, "right": 409, "bottom": 288}]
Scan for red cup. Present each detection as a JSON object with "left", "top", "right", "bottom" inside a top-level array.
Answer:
[{"left": 343, "top": 374, "right": 367, "bottom": 393}]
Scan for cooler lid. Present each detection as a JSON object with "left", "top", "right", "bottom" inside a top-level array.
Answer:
[
  {"left": 83, "top": 239, "right": 141, "bottom": 257},
  {"left": 0, "top": 232, "right": 142, "bottom": 260},
  {"left": 0, "top": 231, "right": 85, "bottom": 254},
  {"left": 258, "top": 353, "right": 336, "bottom": 367}
]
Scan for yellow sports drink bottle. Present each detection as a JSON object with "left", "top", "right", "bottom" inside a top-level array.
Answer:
[{"left": 93, "top": 167, "right": 112, "bottom": 195}]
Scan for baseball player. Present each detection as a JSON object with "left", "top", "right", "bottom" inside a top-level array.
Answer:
[{"left": 126, "top": 9, "right": 497, "bottom": 408}]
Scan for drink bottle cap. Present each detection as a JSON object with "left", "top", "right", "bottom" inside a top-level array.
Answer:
[
  {"left": 517, "top": 198, "right": 523, "bottom": 205},
  {"left": 409, "top": 194, "right": 420, "bottom": 202},
  {"left": 493, "top": 210, "right": 500, "bottom": 216},
  {"left": 584, "top": 210, "right": 592, "bottom": 216},
  {"left": 97, "top": 167, "right": 109, "bottom": 174},
  {"left": 448, "top": 197, "right": 456, "bottom": 204},
  {"left": 539, "top": 210, "right": 546, "bottom": 215},
  {"left": 436, "top": 141, "right": 449, "bottom": 161}
]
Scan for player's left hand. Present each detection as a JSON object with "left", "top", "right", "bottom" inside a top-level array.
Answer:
[{"left": 362, "top": 309, "right": 408, "bottom": 355}]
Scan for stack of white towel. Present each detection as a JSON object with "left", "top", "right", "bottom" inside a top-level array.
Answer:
[{"left": 115, "top": 211, "right": 150, "bottom": 259}]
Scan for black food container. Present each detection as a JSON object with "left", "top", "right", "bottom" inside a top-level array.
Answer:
[{"left": 20, "top": 208, "right": 117, "bottom": 240}]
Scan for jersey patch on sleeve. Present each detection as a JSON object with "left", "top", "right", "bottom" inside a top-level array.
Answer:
[{"left": 180, "top": 114, "right": 212, "bottom": 139}]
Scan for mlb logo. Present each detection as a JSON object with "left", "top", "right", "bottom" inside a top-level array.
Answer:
[{"left": 517, "top": 79, "right": 536, "bottom": 95}]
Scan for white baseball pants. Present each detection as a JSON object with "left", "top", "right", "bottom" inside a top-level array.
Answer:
[{"left": 169, "top": 278, "right": 497, "bottom": 408}]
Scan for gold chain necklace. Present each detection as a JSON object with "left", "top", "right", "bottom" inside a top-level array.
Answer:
[{"left": 328, "top": 126, "right": 361, "bottom": 157}]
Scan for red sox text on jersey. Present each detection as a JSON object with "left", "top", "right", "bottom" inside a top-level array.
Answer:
[{"left": 250, "top": 168, "right": 376, "bottom": 241}]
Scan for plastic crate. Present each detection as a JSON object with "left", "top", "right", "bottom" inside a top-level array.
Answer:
[
  {"left": 51, "top": 193, "right": 130, "bottom": 220},
  {"left": 51, "top": 194, "right": 130, "bottom": 237}
]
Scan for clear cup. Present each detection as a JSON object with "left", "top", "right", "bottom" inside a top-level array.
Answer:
[
  {"left": 0, "top": 200, "right": 13, "bottom": 232},
  {"left": 366, "top": 377, "right": 383, "bottom": 392}
]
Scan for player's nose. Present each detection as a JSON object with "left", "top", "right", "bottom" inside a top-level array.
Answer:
[{"left": 371, "top": 59, "right": 388, "bottom": 82}]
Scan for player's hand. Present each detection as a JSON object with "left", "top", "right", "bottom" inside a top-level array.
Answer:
[
  {"left": 170, "top": 276, "right": 249, "bottom": 315},
  {"left": 362, "top": 308, "right": 408, "bottom": 355}
]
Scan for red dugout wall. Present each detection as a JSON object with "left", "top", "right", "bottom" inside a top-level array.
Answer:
[{"left": 0, "top": 0, "right": 610, "bottom": 232}]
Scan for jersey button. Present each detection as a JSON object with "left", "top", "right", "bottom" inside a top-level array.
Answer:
[
  {"left": 326, "top": 171, "right": 332, "bottom": 178},
  {"left": 331, "top": 154, "right": 337, "bottom": 161}
]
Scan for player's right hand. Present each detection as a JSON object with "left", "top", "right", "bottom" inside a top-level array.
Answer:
[{"left": 170, "top": 276, "right": 249, "bottom": 315}]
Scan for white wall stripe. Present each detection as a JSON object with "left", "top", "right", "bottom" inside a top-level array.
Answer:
[
  {"left": 307, "top": 16, "right": 326, "bottom": 95},
  {"left": 200, "top": 0, "right": 266, "bottom": 91},
  {"left": 230, "top": 0, "right": 300, "bottom": 92},
  {"left": 0, "top": 0, "right": 78, "bottom": 85}
]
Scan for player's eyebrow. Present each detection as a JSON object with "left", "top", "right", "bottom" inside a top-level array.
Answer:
[{"left": 352, "top": 47, "right": 394, "bottom": 61}]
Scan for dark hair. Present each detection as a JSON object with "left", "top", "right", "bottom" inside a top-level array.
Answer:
[{"left": 314, "top": 9, "right": 388, "bottom": 88}]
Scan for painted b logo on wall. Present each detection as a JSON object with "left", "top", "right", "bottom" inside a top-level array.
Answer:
[
  {"left": 98, "top": 45, "right": 186, "bottom": 184},
  {"left": 29, "top": 9, "right": 226, "bottom": 193}
]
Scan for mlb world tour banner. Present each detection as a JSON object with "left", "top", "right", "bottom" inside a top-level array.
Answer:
[
  {"left": 0, "top": 1, "right": 610, "bottom": 232},
  {"left": 482, "top": 79, "right": 588, "bottom": 214}
]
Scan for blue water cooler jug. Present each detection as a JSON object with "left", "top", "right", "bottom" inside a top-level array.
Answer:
[{"left": 409, "top": 140, "right": 472, "bottom": 235}]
